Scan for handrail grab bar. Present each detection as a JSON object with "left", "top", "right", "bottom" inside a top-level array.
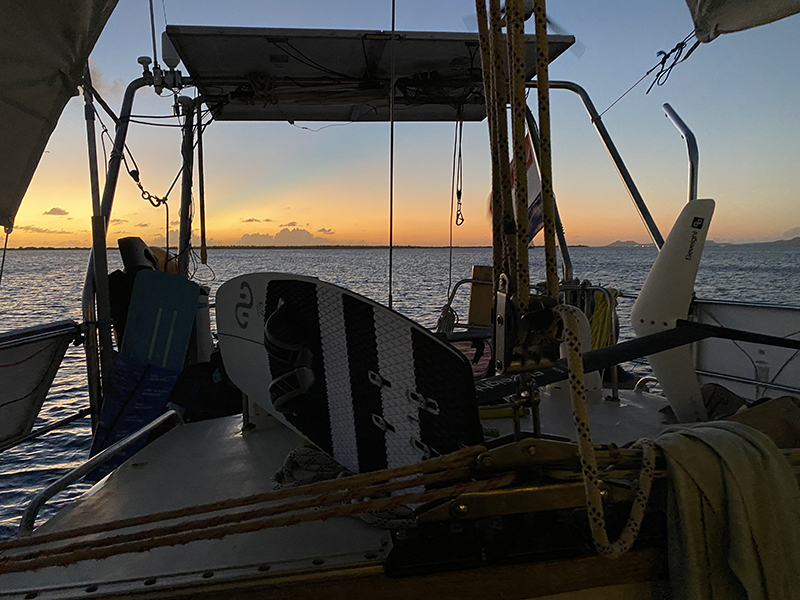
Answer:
[
  {"left": 19, "top": 409, "right": 184, "bottom": 535},
  {"left": 662, "top": 103, "right": 699, "bottom": 203}
]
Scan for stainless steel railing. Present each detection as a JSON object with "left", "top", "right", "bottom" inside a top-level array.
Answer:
[{"left": 19, "top": 409, "right": 183, "bottom": 535}]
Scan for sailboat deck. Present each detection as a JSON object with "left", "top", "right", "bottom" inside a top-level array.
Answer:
[
  {"left": 0, "top": 415, "right": 390, "bottom": 597},
  {"left": 0, "top": 387, "right": 670, "bottom": 597}
]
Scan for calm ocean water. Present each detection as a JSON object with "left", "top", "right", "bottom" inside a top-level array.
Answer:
[{"left": 0, "top": 245, "right": 798, "bottom": 537}]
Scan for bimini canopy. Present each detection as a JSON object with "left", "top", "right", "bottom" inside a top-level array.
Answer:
[
  {"left": 0, "top": 0, "right": 118, "bottom": 230},
  {"left": 686, "top": 0, "right": 800, "bottom": 41},
  {"left": 166, "top": 26, "right": 574, "bottom": 123}
]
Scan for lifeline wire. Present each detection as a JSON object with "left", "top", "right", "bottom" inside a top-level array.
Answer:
[{"left": 387, "top": 0, "right": 396, "bottom": 309}]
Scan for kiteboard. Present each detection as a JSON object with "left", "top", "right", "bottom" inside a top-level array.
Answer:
[{"left": 216, "top": 273, "right": 483, "bottom": 473}]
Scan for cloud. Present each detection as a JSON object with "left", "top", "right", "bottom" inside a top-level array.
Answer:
[
  {"left": 88, "top": 57, "right": 124, "bottom": 99},
  {"left": 15, "top": 225, "right": 72, "bottom": 234},
  {"left": 109, "top": 219, "right": 128, "bottom": 225},
  {"left": 317, "top": 228, "right": 334, "bottom": 235},
  {"left": 263, "top": 218, "right": 274, "bottom": 222},
  {"left": 135, "top": 223, "right": 149, "bottom": 228},
  {"left": 170, "top": 220, "right": 180, "bottom": 226},
  {"left": 236, "top": 232, "right": 275, "bottom": 245},
  {"left": 241, "top": 218, "right": 261, "bottom": 222},
  {"left": 234, "top": 228, "right": 336, "bottom": 246},
  {"left": 274, "top": 227, "right": 336, "bottom": 246},
  {"left": 43, "top": 207, "right": 68, "bottom": 216},
  {"left": 280, "top": 221, "right": 299, "bottom": 227}
]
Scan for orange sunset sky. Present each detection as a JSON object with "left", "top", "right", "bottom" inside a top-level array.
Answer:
[{"left": 8, "top": 1, "right": 800, "bottom": 249}]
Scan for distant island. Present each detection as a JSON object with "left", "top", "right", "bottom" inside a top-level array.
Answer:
[
  {"left": 603, "top": 237, "right": 800, "bottom": 249},
  {"left": 9, "top": 238, "right": 800, "bottom": 251},
  {"left": 603, "top": 240, "right": 655, "bottom": 248}
]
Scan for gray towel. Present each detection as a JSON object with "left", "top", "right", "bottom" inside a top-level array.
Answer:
[{"left": 656, "top": 421, "right": 800, "bottom": 600}]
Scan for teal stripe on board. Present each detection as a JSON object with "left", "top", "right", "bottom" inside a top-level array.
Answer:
[{"left": 122, "top": 271, "right": 199, "bottom": 372}]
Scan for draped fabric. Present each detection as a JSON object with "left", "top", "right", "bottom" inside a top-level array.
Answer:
[
  {"left": 686, "top": 0, "right": 800, "bottom": 42},
  {"left": 0, "top": 1, "right": 118, "bottom": 229}
]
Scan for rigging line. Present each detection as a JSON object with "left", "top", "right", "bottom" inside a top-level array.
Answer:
[
  {"left": 128, "top": 119, "right": 184, "bottom": 128},
  {"left": 130, "top": 113, "right": 187, "bottom": 119},
  {"left": 0, "top": 227, "right": 10, "bottom": 290},
  {"left": 448, "top": 120, "right": 459, "bottom": 296},
  {"left": 387, "top": 0, "right": 396, "bottom": 309},
  {"left": 290, "top": 121, "right": 355, "bottom": 133},
  {"left": 596, "top": 67, "right": 657, "bottom": 120},
  {"left": 597, "top": 30, "right": 696, "bottom": 119},
  {"left": 645, "top": 32, "right": 696, "bottom": 94},
  {"left": 455, "top": 120, "right": 464, "bottom": 227}
]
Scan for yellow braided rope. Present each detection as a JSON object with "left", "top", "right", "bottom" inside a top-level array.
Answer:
[
  {"left": 532, "top": 0, "right": 559, "bottom": 300},
  {"left": 488, "top": 0, "right": 518, "bottom": 291},
  {"left": 474, "top": 0, "right": 504, "bottom": 291},
  {"left": 555, "top": 305, "right": 656, "bottom": 559},
  {"left": 505, "top": 0, "right": 531, "bottom": 308}
]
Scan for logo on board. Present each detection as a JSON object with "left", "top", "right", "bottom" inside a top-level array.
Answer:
[
  {"left": 691, "top": 217, "right": 705, "bottom": 230},
  {"left": 235, "top": 281, "right": 254, "bottom": 328}
]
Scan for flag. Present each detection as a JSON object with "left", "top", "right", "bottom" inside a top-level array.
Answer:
[
  {"left": 510, "top": 127, "right": 544, "bottom": 243},
  {"left": 488, "top": 125, "right": 544, "bottom": 244}
]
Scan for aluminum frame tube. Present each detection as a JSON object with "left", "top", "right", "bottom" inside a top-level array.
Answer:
[
  {"left": 177, "top": 97, "right": 196, "bottom": 278},
  {"left": 20, "top": 410, "right": 183, "bottom": 534},
  {"left": 662, "top": 103, "right": 699, "bottom": 203},
  {"left": 81, "top": 77, "right": 148, "bottom": 429},
  {"left": 532, "top": 80, "right": 665, "bottom": 250}
]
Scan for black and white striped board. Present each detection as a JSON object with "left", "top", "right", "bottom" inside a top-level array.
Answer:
[{"left": 216, "top": 273, "right": 483, "bottom": 473}]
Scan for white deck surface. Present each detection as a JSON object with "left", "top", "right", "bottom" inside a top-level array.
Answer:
[
  {"left": 487, "top": 387, "right": 672, "bottom": 445},
  {"left": 0, "top": 415, "right": 390, "bottom": 598}
]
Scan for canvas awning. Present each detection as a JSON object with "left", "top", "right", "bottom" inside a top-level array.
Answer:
[
  {"left": 686, "top": 0, "right": 800, "bottom": 41},
  {"left": 0, "top": 0, "right": 118, "bottom": 230},
  {"left": 166, "top": 26, "right": 574, "bottom": 123}
]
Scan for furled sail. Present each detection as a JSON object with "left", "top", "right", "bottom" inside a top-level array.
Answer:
[
  {"left": 686, "top": 0, "right": 800, "bottom": 42},
  {"left": 0, "top": 1, "right": 118, "bottom": 230}
]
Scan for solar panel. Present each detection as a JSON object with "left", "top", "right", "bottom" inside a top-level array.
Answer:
[{"left": 166, "top": 26, "right": 574, "bottom": 122}]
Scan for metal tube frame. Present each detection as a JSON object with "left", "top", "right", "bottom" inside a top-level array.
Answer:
[
  {"left": 177, "top": 98, "right": 196, "bottom": 277},
  {"left": 529, "top": 80, "right": 665, "bottom": 250},
  {"left": 82, "top": 77, "right": 149, "bottom": 430},
  {"left": 662, "top": 103, "right": 699, "bottom": 203},
  {"left": 19, "top": 410, "right": 183, "bottom": 535}
]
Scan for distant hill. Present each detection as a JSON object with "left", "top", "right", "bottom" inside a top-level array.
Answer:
[
  {"left": 603, "top": 240, "right": 654, "bottom": 248},
  {"left": 783, "top": 227, "right": 800, "bottom": 239},
  {"left": 728, "top": 236, "right": 800, "bottom": 248}
]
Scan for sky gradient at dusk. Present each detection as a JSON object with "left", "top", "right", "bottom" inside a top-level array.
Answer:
[{"left": 11, "top": 0, "right": 800, "bottom": 248}]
